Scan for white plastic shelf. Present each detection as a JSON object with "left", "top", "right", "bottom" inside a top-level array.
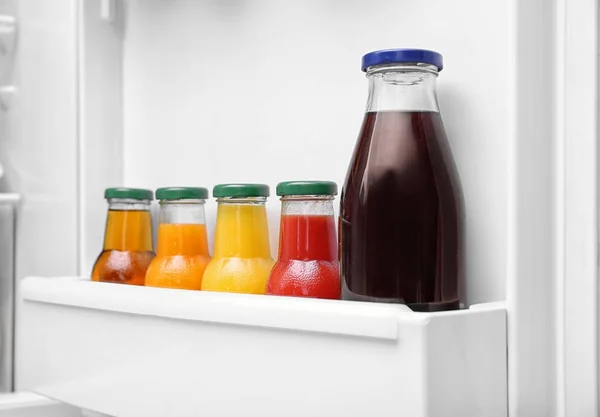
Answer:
[
  {"left": 0, "top": 392, "right": 84, "bottom": 417},
  {"left": 16, "top": 277, "right": 507, "bottom": 417}
]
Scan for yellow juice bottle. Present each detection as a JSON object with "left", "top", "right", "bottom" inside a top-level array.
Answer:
[
  {"left": 202, "top": 184, "right": 274, "bottom": 294},
  {"left": 145, "top": 187, "right": 211, "bottom": 290}
]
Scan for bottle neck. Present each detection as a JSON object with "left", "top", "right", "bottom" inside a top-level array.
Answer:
[
  {"left": 159, "top": 200, "right": 206, "bottom": 224},
  {"left": 156, "top": 200, "right": 209, "bottom": 257},
  {"left": 103, "top": 199, "right": 153, "bottom": 252},
  {"left": 278, "top": 196, "right": 337, "bottom": 261},
  {"left": 213, "top": 198, "right": 271, "bottom": 258},
  {"left": 365, "top": 64, "right": 439, "bottom": 113}
]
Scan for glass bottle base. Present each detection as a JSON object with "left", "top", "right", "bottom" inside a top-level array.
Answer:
[{"left": 342, "top": 283, "right": 460, "bottom": 312}]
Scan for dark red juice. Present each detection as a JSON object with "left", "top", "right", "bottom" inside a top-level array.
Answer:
[
  {"left": 340, "top": 111, "right": 464, "bottom": 311},
  {"left": 268, "top": 215, "right": 340, "bottom": 299}
]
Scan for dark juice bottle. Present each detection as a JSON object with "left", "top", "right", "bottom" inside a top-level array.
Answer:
[
  {"left": 267, "top": 181, "right": 340, "bottom": 299},
  {"left": 92, "top": 188, "right": 155, "bottom": 286},
  {"left": 340, "top": 49, "right": 464, "bottom": 311}
]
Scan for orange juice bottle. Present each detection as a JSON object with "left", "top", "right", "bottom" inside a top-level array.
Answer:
[
  {"left": 145, "top": 187, "right": 211, "bottom": 290},
  {"left": 92, "top": 188, "right": 155, "bottom": 285},
  {"left": 202, "top": 184, "right": 274, "bottom": 294}
]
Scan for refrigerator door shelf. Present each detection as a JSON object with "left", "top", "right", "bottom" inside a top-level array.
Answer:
[
  {"left": 0, "top": 15, "right": 16, "bottom": 56},
  {"left": 16, "top": 276, "right": 507, "bottom": 417},
  {"left": 0, "top": 193, "right": 19, "bottom": 203},
  {"left": 0, "top": 392, "right": 84, "bottom": 417},
  {"left": 0, "top": 86, "right": 16, "bottom": 112}
]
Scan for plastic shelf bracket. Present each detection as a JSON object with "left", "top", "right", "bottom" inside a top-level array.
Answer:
[{"left": 0, "top": 15, "right": 16, "bottom": 56}]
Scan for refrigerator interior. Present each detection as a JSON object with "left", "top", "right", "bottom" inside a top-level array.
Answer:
[
  {"left": 0, "top": 0, "right": 598, "bottom": 416},
  {"left": 81, "top": 0, "right": 511, "bottom": 305}
]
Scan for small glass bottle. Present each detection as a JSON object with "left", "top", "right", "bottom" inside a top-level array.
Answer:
[
  {"left": 267, "top": 181, "right": 340, "bottom": 299},
  {"left": 341, "top": 48, "right": 464, "bottom": 311},
  {"left": 92, "top": 187, "right": 155, "bottom": 286},
  {"left": 201, "top": 184, "right": 274, "bottom": 294},
  {"left": 145, "top": 187, "right": 211, "bottom": 290}
]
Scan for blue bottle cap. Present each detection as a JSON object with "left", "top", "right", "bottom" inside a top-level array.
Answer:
[{"left": 361, "top": 48, "right": 443, "bottom": 72}]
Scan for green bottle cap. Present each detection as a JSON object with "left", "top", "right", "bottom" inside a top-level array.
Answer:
[
  {"left": 156, "top": 187, "right": 209, "bottom": 200},
  {"left": 104, "top": 187, "right": 153, "bottom": 201},
  {"left": 276, "top": 181, "right": 338, "bottom": 196},
  {"left": 213, "top": 183, "right": 270, "bottom": 198}
]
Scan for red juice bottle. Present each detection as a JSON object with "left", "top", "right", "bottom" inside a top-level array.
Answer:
[
  {"left": 340, "top": 49, "right": 464, "bottom": 311},
  {"left": 267, "top": 181, "right": 340, "bottom": 300}
]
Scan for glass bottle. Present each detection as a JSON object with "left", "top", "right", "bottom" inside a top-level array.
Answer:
[
  {"left": 92, "top": 187, "right": 155, "bottom": 286},
  {"left": 145, "top": 187, "right": 211, "bottom": 290},
  {"left": 340, "top": 48, "right": 464, "bottom": 311},
  {"left": 267, "top": 181, "right": 340, "bottom": 299},
  {"left": 201, "top": 184, "right": 274, "bottom": 294}
]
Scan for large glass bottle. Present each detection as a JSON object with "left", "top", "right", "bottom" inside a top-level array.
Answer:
[
  {"left": 201, "top": 184, "right": 274, "bottom": 294},
  {"left": 340, "top": 49, "right": 464, "bottom": 311},
  {"left": 92, "top": 187, "right": 155, "bottom": 286},
  {"left": 145, "top": 187, "right": 211, "bottom": 290}
]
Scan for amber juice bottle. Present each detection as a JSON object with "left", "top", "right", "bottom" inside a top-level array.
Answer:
[{"left": 92, "top": 188, "right": 155, "bottom": 286}]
